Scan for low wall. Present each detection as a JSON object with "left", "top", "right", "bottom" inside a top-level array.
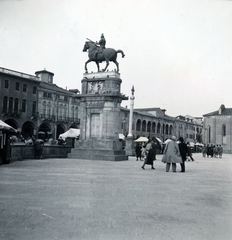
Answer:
[{"left": 10, "top": 144, "right": 73, "bottom": 163}]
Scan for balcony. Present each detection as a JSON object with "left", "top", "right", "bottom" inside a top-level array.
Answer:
[
  {"left": 2, "top": 108, "right": 22, "bottom": 117},
  {"left": 41, "top": 114, "right": 55, "bottom": 121}
]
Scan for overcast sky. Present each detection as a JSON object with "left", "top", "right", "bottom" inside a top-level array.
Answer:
[{"left": 1, "top": 0, "right": 232, "bottom": 117}]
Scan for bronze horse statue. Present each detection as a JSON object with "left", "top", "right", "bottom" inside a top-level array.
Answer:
[{"left": 83, "top": 41, "right": 125, "bottom": 73}]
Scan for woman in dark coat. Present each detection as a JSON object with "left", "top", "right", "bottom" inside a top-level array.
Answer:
[
  {"left": 141, "top": 140, "right": 156, "bottom": 170},
  {"left": 178, "top": 137, "right": 188, "bottom": 172}
]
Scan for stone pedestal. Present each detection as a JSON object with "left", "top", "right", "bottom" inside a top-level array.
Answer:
[
  {"left": 68, "top": 71, "right": 128, "bottom": 161},
  {"left": 125, "top": 137, "right": 136, "bottom": 156}
]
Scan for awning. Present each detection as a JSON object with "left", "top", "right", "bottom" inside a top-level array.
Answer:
[
  {"left": 59, "top": 128, "right": 80, "bottom": 140},
  {"left": 155, "top": 137, "right": 163, "bottom": 143},
  {"left": 0, "top": 120, "right": 17, "bottom": 133},
  {"left": 134, "top": 137, "right": 149, "bottom": 142},
  {"left": 119, "top": 133, "right": 125, "bottom": 140}
]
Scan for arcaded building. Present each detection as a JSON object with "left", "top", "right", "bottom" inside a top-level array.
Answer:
[
  {"left": 1, "top": 66, "right": 203, "bottom": 143},
  {"left": 203, "top": 104, "right": 232, "bottom": 153}
]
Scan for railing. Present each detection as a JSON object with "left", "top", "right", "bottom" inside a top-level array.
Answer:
[
  {"left": 41, "top": 114, "right": 55, "bottom": 121},
  {"left": 2, "top": 109, "right": 22, "bottom": 116}
]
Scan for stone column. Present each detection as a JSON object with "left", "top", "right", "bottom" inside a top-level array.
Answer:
[
  {"left": 127, "top": 85, "right": 135, "bottom": 137},
  {"left": 125, "top": 86, "right": 135, "bottom": 156}
]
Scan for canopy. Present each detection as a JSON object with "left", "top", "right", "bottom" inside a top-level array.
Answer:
[
  {"left": 134, "top": 137, "right": 149, "bottom": 142},
  {"left": 164, "top": 139, "right": 171, "bottom": 144},
  {"left": 0, "top": 120, "right": 17, "bottom": 133},
  {"left": 156, "top": 137, "right": 163, "bottom": 143},
  {"left": 119, "top": 133, "right": 125, "bottom": 140},
  {"left": 59, "top": 128, "right": 80, "bottom": 140}
]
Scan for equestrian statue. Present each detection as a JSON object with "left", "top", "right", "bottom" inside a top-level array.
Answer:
[{"left": 83, "top": 34, "right": 125, "bottom": 73}]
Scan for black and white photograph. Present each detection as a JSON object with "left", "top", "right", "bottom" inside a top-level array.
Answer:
[{"left": 0, "top": 0, "right": 232, "bottom": 239}]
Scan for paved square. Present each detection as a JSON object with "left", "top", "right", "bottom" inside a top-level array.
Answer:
[{"left": 0, "top": 153, "right": 232, "bottom": 240}]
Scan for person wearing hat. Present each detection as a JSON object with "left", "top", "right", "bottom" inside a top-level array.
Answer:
[
  {"left": 161, "top": 135, "right": 182, "bottom": 172},
  {"left": 178, "top": 137, "right": 188, "bottom": 172}
]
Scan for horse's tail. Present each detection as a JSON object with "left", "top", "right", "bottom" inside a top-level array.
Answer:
[{"left": 116, "top": 50, "right": 125, "bottom": 58}]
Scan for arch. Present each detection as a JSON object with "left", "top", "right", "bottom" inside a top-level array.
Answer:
[
  {"left": 157, "top": 122, "right": 161, "bottom": 134},
  {"left": 165, "top": 124, "right": 169, "bottom": 135},
  {"left": 142, "top": 120, "right": 146, "bottom": 132},
  {"left": 38, "top": 122, "right": 52, "bottom": 140},
  {"left": 147, "top": 121, "right": 151, "bottom": 132},
  {"left": 5, "top": 119, "right": 18, "bottom": 130},
  {"left": 136, "top": 119, "right": 141, "bottom": 131},
  {"left": 162, "top": 123, "right": 165, "bottom": 134},
  {"left": 152, "top": 122, "right": 156, "bottom": 133},
  {"left": 57, "top": 123, "right": 65, "bottom": 139},
  {"left": 169, "top": 125, "right": 173, "bottom": 135},
  {"left": 22, "top": 121, "right": 35, "bottom": 139}
]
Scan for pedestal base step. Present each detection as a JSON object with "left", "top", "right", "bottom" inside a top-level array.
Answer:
[{"left": 68, "top": 149, "right": 128, "bottom": 161}]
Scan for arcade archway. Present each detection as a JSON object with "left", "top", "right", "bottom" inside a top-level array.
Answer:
[{"left": 21, "top": 121, "right": 35, "bottom": 139}]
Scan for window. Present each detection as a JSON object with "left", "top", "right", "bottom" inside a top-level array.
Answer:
[
  {"left": 16, "top": 82, "right": 20, "bottom": 91},
  {"left": 9, "top": 97, "right": 13, "bottom": 114},
  {"left": 222, "top": 125, "right": 226, "bottom": 137},
  {"left": 222, "top": 124, "right": 226, "bottom": 145},
  {"left": 33, "top": 86, "right": 37, "bottom": 94},
  {"left": 32, "top": 101, "right": 36, "bottom": 116},
  {"left": 136, "top": 119, "right": 141, "bottom": 131},
  {"left": 152, "top": 122, "right": 156, "bottom": 133},
  {"left": 142, "top": 120, "right": 146, "bottom": 132},
  {"left": 23, "top": 84, "right": 27, "bottom": 92},
  {"left": 14, "top": 98, "right": 19, "bottom": 113},
  {"left": 4, "top": 80, "right": 9, "bottom": 89},
  {"left": 48, "top": 93, "right": 52, "bottom": 98},
  {"left": 22, "top": 99, "right": 26, "bottom": 112},
  {"left": 3, "top": 96, "right": 7, "bottom": 113},
  {"left": 147, "top": 121, "right": 151, "bottom": 132},
  {"left": 43, "top": 92, "right": 48, "bottom": 97}
]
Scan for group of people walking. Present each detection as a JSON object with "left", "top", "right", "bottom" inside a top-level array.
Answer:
[
  {"left": 136, "top": 136, "right": 194, "bottom": 172},
  {"left": 202, "top": 144, "right": 223, "bottom": 158},
  {"left": 136, "top": 136, "right": 224, "bottom": 172}
]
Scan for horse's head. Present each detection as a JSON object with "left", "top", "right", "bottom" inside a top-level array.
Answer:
[
  {"left": 83, "top": 42, "right": 89, "bottom": 52},
  {"left": 83, "top": 41, "right": 97, "bottom": 52}
]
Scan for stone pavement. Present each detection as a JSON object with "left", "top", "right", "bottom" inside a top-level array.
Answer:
[{"left": 0, "top": 153, "right": 232, "bottom": 240}]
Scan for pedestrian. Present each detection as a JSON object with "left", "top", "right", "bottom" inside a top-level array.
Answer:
[
  {"left": 187, "top": 142, "right": 194, "bottom": 161},
  {"left": 209, "top": 144, "right": 215, "bottom": 158},
  {"left": 135, "top": 143, "right": 142, "bottom": 161},
  {"left": 161, "top": 136, "right": 182, "bottom": 172},
  {"left": 178, "top": 137, "right": 188, "bottom": 172},
  {"left": 206, "top": 144, "right": 210, "bottom": 158},
  {"left": 214, "top": 145, "right": 219, "bottom": 158},
  {"left": 218, "top": 145, "right": 223, "bottom": 158},
  {"left": 34, "top": 139, "right": 44, "bottom": 159},
  {"left": 202, "top": 144, "right": 207, "bottom": 158},
  {"left": 141, "top": 140, "right": 156, "bottom": 170}
]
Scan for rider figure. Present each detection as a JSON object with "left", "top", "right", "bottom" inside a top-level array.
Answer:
[{"left": 94, "top": 34, "right": 106, "bottom": 59}]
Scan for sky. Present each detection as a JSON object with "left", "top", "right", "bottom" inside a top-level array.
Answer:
[{"left": 1, "top": 0, "right": 232, "bottom": 117}]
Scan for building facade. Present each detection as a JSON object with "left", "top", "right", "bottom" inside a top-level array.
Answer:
[
  {"left": 0, "top": 67, "right": 81, "bottom": 140},
  {"left": 203, "top": 104, "right": 232, "bottom": 153},
  {"left": 120, "top": 107, "right": 203, "bottom": 143},
  {"left": 1, "top": 67, "right": 203, "bottom": 143}
]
